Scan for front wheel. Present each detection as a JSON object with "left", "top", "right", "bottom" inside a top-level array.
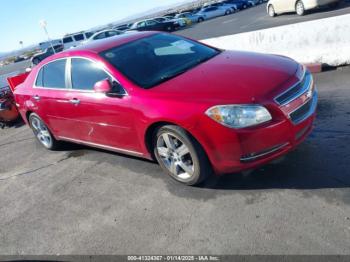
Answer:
[
  {"left": 296, "top": 1, "right": 305, "bottom": 15},
  {"left": 197, "top": 17, "right": 204, "bottom": 23},
  {"left": 153, "top": 125, "right": 211, "bottom": 186},
  {"left": 29, "top": 113, "right": 60, "bottom": 150}
]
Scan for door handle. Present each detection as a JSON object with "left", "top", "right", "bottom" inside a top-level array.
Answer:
[
  {"left": 32, "top": 95, "right": 40, "bottom": 101},
  {"left": 69, "top": 98, "right": 80, "bottom": 105}
]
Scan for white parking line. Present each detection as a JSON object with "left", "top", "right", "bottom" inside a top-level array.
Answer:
[{"left": 223, "top": 18, "right": 238, "bottom": 24}]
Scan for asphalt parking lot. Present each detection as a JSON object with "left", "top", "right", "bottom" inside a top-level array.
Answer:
[
  {"left": 177, "top": 1, "right": 350, "bottom": 40},
  {"left": 0, "top": 66, "right": 349, "bottom": 254}
]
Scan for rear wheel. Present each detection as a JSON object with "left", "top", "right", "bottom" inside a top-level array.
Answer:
[
  {"left": 29, "top": 113, "right": 60, "bottom": 150},
  {"left": 268, "top": 5, "right": 276, "bottom": 17},
  {"left": 153, "top": 125, "right": 211, "bottom": 186},
  {"left": 296, "top": 1, "right": 305, "bottom": 15},
  {"left": 32, "top": 57, "right": 40, "bottom": 66}
]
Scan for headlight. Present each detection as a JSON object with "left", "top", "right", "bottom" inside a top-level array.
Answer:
[{"left": 205, "top": 105, "right": 272, "bottom": 128}]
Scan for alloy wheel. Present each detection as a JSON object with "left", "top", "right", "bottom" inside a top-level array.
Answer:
[
  {"left": 156, "top": 132, "right": 194, "bottom": 180},
  {"left": 296, "top": 1, "right": 305, "bottom": 15},
  {"left": 30, "top": 117, "right": 52, "bottom": 148}
]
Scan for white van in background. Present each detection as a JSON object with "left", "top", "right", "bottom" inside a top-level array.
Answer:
[{"left": 62, "top": 31, "right": 94, "bottom": 49}]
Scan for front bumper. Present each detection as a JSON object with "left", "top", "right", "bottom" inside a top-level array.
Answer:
[{"left": 192, "top": 85, "right": 318, "bottom": 175}]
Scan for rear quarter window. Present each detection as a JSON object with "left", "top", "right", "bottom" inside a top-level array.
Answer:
[{"left": 36, "top": 59, "right": 66, "bottom": 88}]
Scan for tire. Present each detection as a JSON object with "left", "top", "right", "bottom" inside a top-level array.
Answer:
[
  {"left": 296, "top": 1, "right": 305, "bottom": 15},
  {"left": 328, "top": 2, "right": 339, "bottom": 8},
  {"left": 225, "top": 9, "right": 232, "bottom": 15},
  {"left": 197, "top": 17, "right": 204, "bottom": 23},
  {"left": 153, "top": 125, "right": 211, "bottom": 186},
  {"left": 243, "top": 4, "right": 247, "bottom": 9},
  {"left": 29, "top": 113, "right": 60, "bottom": 150},
  {"left": 268, "top": 5, "right": 276, "bottom": 17},
  {"left": 32, "top": 58, "right": 40, "bottom": 66}
]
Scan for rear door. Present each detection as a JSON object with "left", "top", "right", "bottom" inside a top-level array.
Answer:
[{"left": 33, "top": 59, "right": 78, "bottom": 138}]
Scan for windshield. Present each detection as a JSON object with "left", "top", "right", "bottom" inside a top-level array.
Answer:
[{"left": 100, "top": 33, "right": 220, "bottom": 88}]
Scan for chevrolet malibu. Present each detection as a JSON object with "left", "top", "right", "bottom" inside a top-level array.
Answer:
[{"left": 13, "top": 32, "right": 317, "bottom": 185}]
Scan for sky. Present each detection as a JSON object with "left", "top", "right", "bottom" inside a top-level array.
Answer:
[{"left": 0, "top": 0, "right": 187, "bottom": 53}]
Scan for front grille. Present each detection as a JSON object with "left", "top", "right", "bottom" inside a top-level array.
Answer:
[
  {"left": 290, "top": 98, "right": 313, "bottom": 124},
  {"left": 275, "top": 71, "right": 312, "bottom": 106}
]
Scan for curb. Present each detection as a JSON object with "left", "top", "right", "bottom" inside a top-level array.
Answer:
[
  {"left": 303, "top": 63, "right": 322, "bottom": 73},
  {"left": 303, "top": 63, "right": 340, "bottom": 73}
]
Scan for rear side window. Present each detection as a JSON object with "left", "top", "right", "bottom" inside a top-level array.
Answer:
[
  {"left": 71, "top": 58, "right": 109, "bottom": 90},
  {"left": 36, "top": 59, "right": 66, "bottom": 88}
]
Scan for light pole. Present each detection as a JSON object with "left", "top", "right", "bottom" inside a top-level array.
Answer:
[
  {"left": 19, "top": 41, "right": 24, "bottom": 49},
  {"left": 39, "top": 20, "right": 56, "bottom": 53}
]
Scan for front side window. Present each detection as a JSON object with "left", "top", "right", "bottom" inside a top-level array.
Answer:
[
  {"left": 137, "top": 22, "right": 146, "bottom": 28},
  {"left": 100, "top": 33, "right": 220, "bottom": 89},
  {"left": 73, "top": 34, "right": 84, "bottom": 41},
  {"left": 63, "top": 37, "right": 73, "bottom": 43},
  {"left": 107, "top": 31, "right": 119, "bottom": 37},
  {"left": 94, "top": 32, "right": 106, "bottom": 40},
  {"left": 36, "top": 59, "right": 66, "bottom": 88},
  {"left": 146, "top": 20, "right": 157, "bottom": 26},
  {"left": 71, "top": 58, "right": 109, "bottom": 90}
]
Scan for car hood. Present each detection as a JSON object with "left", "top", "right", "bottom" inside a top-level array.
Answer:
[{"left": 151, "top": 50, "right": 299, "bottom": 104}]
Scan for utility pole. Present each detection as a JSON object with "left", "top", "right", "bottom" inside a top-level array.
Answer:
[{"left": 39, "top": 20, "right": 56, "bottom": 53}]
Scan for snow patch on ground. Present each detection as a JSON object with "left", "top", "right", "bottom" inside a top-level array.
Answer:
[{"left": 201, "top": 14, "right": 350, "bottom": 66}]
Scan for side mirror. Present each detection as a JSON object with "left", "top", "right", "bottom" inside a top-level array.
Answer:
[
  {"left": 93, "top": 79, "right": 127, "bottom": 97},
  {"left": 94, "top": 79, "right": 112, "bottom": 93}
]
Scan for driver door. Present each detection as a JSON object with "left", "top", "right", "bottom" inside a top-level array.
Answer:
[{"left": 65, "top": 57, "right": 140, "bottom": 152}]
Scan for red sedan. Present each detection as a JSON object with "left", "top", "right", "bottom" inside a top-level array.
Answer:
[{"left": 13, "top": 32, "right": 317, "bottom": 185}]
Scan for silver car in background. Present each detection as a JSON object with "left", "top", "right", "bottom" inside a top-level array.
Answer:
[
  {"left": 82, "top": 29, "right": 122, "bottom": 44},
  {"left": 195, "top": 6, "right": 234, "bottom": 20},
  {"left": 175, "top": 12, "right": 206, "bottom": 23}
]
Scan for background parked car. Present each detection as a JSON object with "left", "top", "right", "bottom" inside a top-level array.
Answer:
[
  {"left": 129, "top": 19, "right": 178, "bottom": 31},
  {"left": 31, "top": 44, "right": 64, "bottom": 66},
  {"left": 114, "top": 23, "right": 132, "bottom": 31},
  {"left": 248, "top": 0, "right": 264, "bottom": 6},
  {"left": 62, "top": 32, "right": 94, "bottom": 49},
  {"left": 224, "top": 0, "right": 250, "bottom": 10},
  {"left": 203, "top": 2, "right": 238, "bottom": 12},
  {"left": 175, "top": 12, "right": 206, "bottom": 23},
  {"left": 196, "top": 6, "right": 234, "bottom": 20},
  {"left": 82, "top": 29, "right": 122, "bottom": 44},
  {"left": 267, "top": 0, "right": 340, "bottom": 16},
  {"left": 154, "top": 17, "right": 186, "bottom": 27}
]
